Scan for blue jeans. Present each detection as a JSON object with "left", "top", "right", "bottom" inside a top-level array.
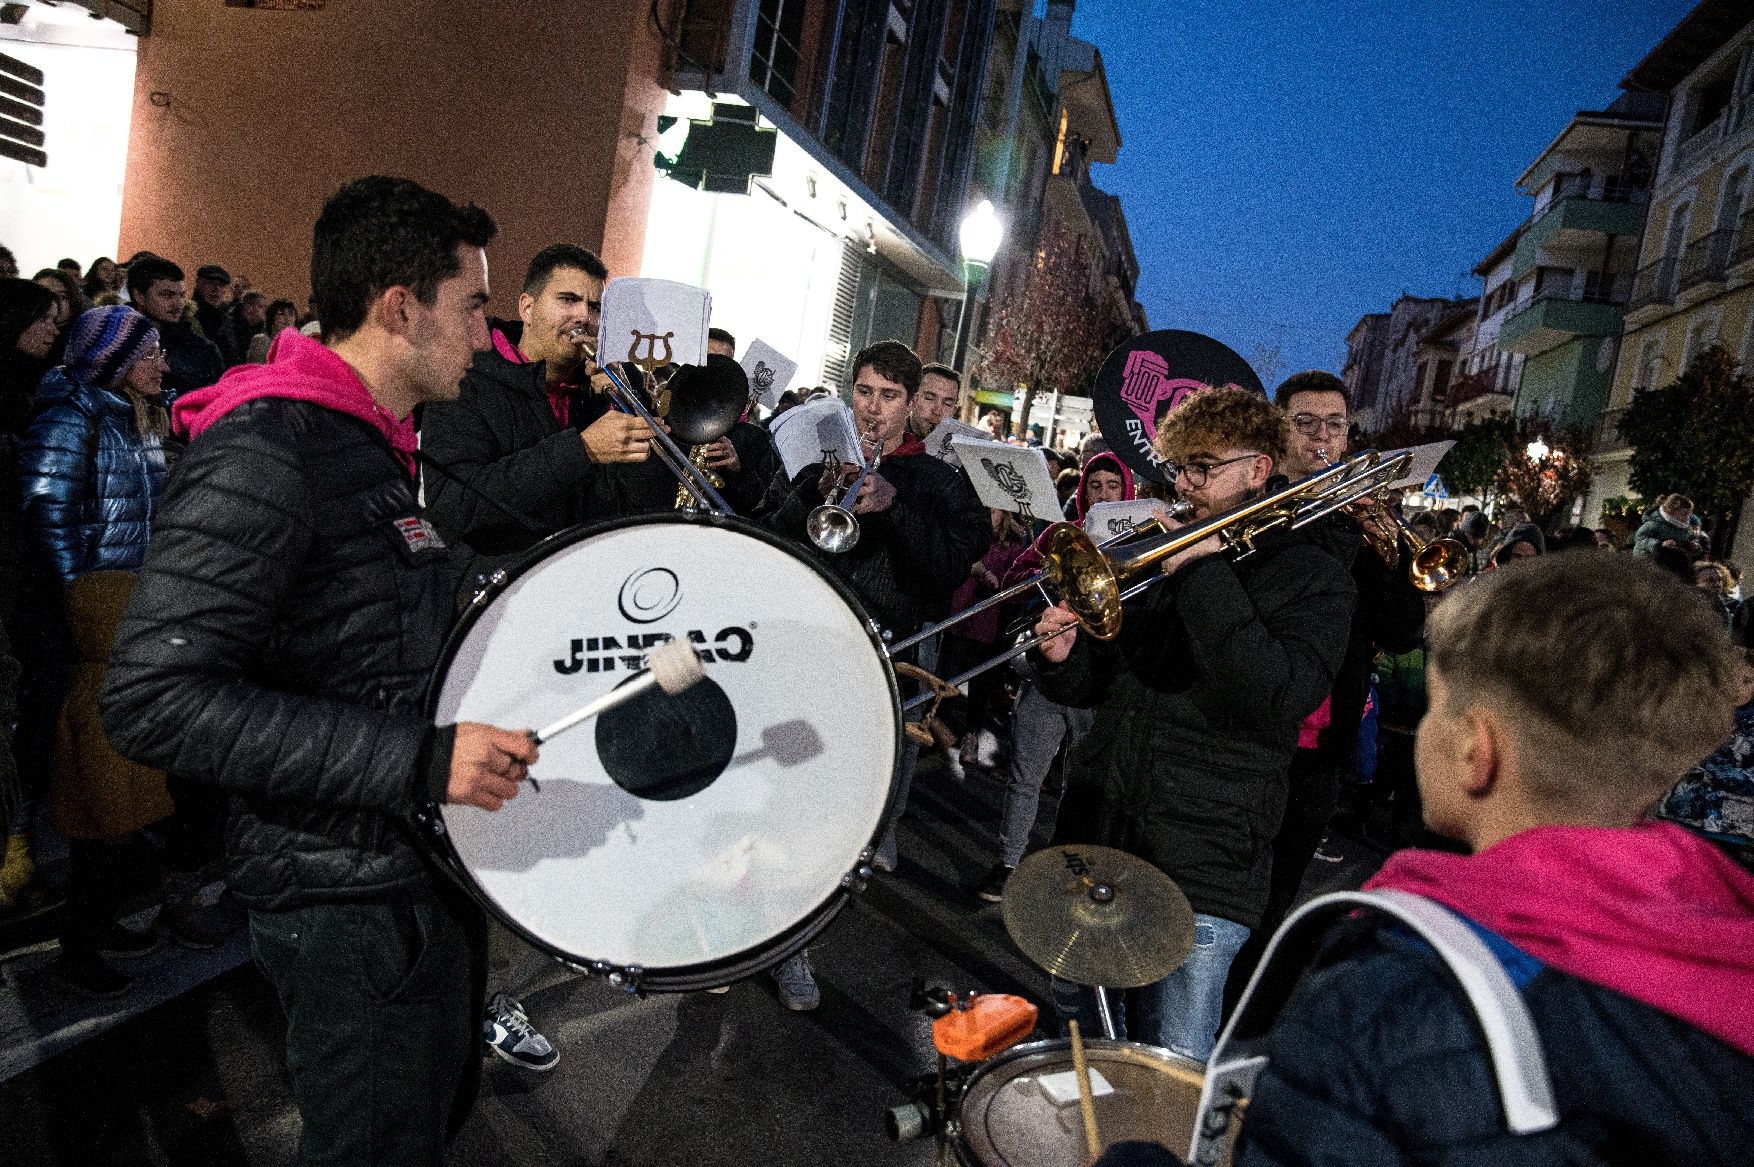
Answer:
[{"left": 1050, "top": 913, "right": 1250, "bottom": 1062}]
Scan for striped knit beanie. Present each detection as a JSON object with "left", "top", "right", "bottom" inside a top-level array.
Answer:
[{"left": 64, "top": 305, "right": 159, "bottom": 390}]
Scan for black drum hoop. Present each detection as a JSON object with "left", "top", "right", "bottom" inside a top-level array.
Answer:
[{"left": 418, "top": 509, "right": 903, "bottom": 993}]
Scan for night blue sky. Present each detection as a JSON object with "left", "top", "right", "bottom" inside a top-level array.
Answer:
[{"left": 1069, "top": 0, "right": 1698, "bottom": 382}]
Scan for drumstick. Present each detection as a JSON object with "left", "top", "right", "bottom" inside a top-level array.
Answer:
[
  {"left": 1068, "top": 1019, "right": 1101, "bottom": 1161},
  {"left": 531, "top": 641, "right": 704, "bottom": 745}
]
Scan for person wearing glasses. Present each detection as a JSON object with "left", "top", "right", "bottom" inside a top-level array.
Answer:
[
  {"left": 1030, "top": 386, "right": 1357, "bottom": 1059},
  {"left": 1220, "top": 371, "right": 1429, "bottom": 1012},
  {"left": 18, "top": 305, "right": 175, "bottom": 996}
]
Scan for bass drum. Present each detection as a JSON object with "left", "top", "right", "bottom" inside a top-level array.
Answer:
[{"left": 428, "top": 512, "right": 901, "bottom": 992}]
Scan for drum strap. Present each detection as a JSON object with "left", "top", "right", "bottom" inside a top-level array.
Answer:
[
  {"left": 1189, "top": 890, "right": 1558, "bottom": 1166},
  {"left": 414, "top": 448, "right": 550, "bottom": 534}
]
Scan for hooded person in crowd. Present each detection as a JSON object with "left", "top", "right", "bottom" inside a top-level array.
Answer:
[
  {"left": 1634, "top": 492, "right": 1709, "bottom": 560},
  {"left": 971, "top": 450, "right": 1142, "bottom": 903},
  {"left": 20, "top": 305, "right": 170, "bottom": 585}
]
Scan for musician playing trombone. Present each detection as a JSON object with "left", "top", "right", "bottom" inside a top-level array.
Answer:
[
  {"left": 1030, "top": 386, "right": 1357, "bottom": 1060},
  {"left": 761, "top": 339, "right": 988, "bottom": 1009},
  {"left": 421, "top": 244, "right": 659, "bottom": 561}
]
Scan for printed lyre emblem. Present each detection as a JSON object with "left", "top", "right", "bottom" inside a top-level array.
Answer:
[{"left": 627, "top": 330, "right": 675, "bottom": 372}]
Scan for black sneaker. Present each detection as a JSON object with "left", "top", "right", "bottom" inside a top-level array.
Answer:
[
  {"left": 483, "top": 992, "right": 560, "bottom": 1072},
  {"left": 973, "top": 864, "right": 1015, "bottom": 903},
  {"left": 96, "top": 924, "right": 163, "bottom": 958},
  {"left": 157, "top": 900, "right": 232, "bottom": 950},
  {"left": 54, "top": 951, "right": 133, "bottom": 998}
]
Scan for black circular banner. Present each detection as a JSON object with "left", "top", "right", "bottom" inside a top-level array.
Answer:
[{"left": 1091, "top": 330, "right": 1264, "bottom": 485}]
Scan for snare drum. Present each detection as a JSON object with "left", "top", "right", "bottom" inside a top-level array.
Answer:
[
  {"left": 427, "top": 512, "right": 901, "bottom": 992},
  {"left": 956, "top": 1039, "right": 1228, "bottom": 1167}
]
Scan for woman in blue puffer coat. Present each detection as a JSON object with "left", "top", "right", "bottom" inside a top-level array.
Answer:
[
  {"left": 19, "top": 305, "right": 175, "bottom": 996},
  {"left": 20, "top": 305, "right": 169, "bottom": 584}
]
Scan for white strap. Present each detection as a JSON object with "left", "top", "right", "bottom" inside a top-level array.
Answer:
[{"left": 1190, "top": 890, "right": 1557, "bottom": 1164}]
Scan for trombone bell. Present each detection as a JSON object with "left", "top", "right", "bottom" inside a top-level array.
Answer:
[{"left": 1043, "top": 525, "right": 1125, "bottom": 641}]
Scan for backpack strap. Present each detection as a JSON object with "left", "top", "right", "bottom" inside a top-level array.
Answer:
[{"left": 1189, "top": 890, "right": 1558, "bottom": 1166}]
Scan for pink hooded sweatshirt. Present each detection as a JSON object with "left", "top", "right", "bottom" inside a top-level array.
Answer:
[
  {"left": 1368, "top": 821, "right": 1754, "bottom": 1057},
  {"left": 171, "top": 329, "right": 419, "bottom": 478},
  {"left": 1002, "top": 451, "right": 1137, "bottom": 590}
]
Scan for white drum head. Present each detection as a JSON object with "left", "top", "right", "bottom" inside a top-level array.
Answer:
[{"left": 433, "top": 518, "right": 898, "bottom": 978}]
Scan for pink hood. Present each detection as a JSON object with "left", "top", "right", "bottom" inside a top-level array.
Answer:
[
  {"left": 172, "top": 329, "right": 418, "bottom": 477},
  {"left": 1074, "top": 451, "right": 1135, "bottom": 522},
  {"left": 1367, "top": 821, "right": 1754, "bottom": 1056}
]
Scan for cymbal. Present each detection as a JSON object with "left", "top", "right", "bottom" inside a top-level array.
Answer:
[{"left": 1002, "top": 845, "right": 1195, "bottom": 989}]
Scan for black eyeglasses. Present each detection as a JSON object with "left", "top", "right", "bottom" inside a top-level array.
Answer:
[
  {"left": 1292, "top": 413, "right": 1349, "bottom": 437},
  {"left": 1178, "top": 453, "right": 1259, "bottom": 488}
]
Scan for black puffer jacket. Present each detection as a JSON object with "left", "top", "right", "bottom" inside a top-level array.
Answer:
[
  {"left": 761, "top": 439, "right": 990, "bottom": 640},
  {"left": 1315, "top": 517, "right": 1425, "bottom": 765},
  {"left": 101, "top": 399, "right": 460, "bottom": 911},
  {"left": 156, "top": 316, "right": 226, "bottom": 409},
  {"left": 419, "top": 342, "right": 598, "bottom": 558},
  {"left": 1237, "top": 918, "right": 1754, "bottom": 1166},
  {"left": 1035, "top": 524, "right": 1356, "bottom": 928}
]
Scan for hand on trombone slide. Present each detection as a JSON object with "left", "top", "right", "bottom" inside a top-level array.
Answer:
[
  {"left": 1032, "top": 602, "right": 1081, "bottom": 665},
  {"left": 582, "top": 412, "right": 665, "bottom": 464}
]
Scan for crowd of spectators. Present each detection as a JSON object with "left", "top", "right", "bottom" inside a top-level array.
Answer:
[{"left": 0, "top": 249, "right": 307, "bottom": 994}]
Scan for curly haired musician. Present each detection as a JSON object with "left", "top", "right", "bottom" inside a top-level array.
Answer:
[{"left": 1032, "top": 386, "right": 1357, "bottom": 1059}]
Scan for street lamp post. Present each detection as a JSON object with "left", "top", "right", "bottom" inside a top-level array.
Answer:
[{"left": 952, "top": 199, "right": 1003, "bottom": 377}]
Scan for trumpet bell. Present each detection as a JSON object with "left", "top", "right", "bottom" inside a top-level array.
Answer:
[
  {"left": 807, "top": 504, "right": 860, "bottom": 553},
  {"left": 1043, "top": 524, "right": 1124, "bottom": 641},
  {"left": 1410, "top": 537, "right": 1471, "bottom": 592}
]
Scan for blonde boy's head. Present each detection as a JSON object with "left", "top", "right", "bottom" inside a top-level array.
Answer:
[{"left": 1417, "top": 554, "right": 1736, "bottom": 842}]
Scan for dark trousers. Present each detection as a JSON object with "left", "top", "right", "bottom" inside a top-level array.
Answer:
[
  {"left": 937, "top": 634, "right": 1004, "bottom": 741},
  {"left": 59, "top": 836, "right": 133, "bottom": 955},
  {"left": 248, "top": 894, "right": 480, "bottom": 1166},
  {"left": 1223, "top": 749, "right": 1341, "bottom": 1017}
]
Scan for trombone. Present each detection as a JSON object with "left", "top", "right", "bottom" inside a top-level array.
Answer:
[
  {"left": 888, "top": 450, "right": 1417, "bottom": 713},
  {"left": 571, "top": 324, "right": 738, "bottom": 515},
  {"left": 596, "top": 361, "right": 735, "bottom": 515}
]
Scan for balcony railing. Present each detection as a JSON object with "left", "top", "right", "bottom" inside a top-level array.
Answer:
[
  {"left": 1678, "top": 229, "right": 1733, "bottom": 293},
  {"left": 1674, "top": 115, "right": 1725, "bottom": 168},
  {"left": 1549, "top": 172, "right": 1648, "bottom": 205},
  {"left": 1732, "top": 208, "right": 1754, "bottom": 270},
  {"left": 1628, "top": 256, "right": 1678, "bottom": 312}
]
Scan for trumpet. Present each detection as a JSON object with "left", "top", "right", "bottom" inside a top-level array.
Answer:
[
  {"left": 806, "top": 428, "right": 881, "bottom": 553},
  {"left": 887, "top": 450, "right": 1417, "bottom": 712},
  {"left": 1317, "top": 449, "right": 1470, "bottom": 593}
]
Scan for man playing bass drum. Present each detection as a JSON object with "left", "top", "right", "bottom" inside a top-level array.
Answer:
[
  {"left": 1031, "top": 387, "right": 1356, "bottom": 1061},
  {"left": 762, "top": 339, "right": 989, "bottom": 1009}
]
